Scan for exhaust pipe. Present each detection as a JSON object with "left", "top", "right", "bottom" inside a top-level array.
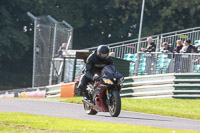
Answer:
[{"left": 82, "top": 98, "right": 94, "bottom": 106}]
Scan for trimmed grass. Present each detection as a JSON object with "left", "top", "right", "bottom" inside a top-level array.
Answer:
[
  {"left": 0, "top": 112, "right": 199, "bottom": 133},
  {"left": 0, "top": 122, "right": 61, "bottom": 133},
  {"left": 61, "top": 97, "right": 200, "bottom": 120}
]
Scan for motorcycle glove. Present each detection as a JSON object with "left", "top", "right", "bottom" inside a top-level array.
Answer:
[{"left": 93, "top": 75, "right": 102, "bottom": 81}]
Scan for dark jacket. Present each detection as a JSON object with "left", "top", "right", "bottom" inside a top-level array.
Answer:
[
  {"left": 173, "top": 45, "right": 183, "bottom": 53},
  {"left": 181, "top": 45, "right": 195, "bottom": 53},
  {"left": 84, "top": 50, "right": 113, "bottom": 80},
  {"left": 162, "top": 45, "right": 174, "bottom": 53},
  {"left": 186, "top": 45, "right": 195, "bottom": 53},
  {"left": 144, "top": 42, "right": 156, "bottom": 52}
]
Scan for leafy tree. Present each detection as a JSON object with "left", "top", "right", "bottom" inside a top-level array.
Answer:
[
  {"left": 1, "top": 0, "right": 200, "bottom": 89},
  {"left": 0, "top": 0, "right": 30, "bottom": 60}
]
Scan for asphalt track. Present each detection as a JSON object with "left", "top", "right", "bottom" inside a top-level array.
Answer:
[{"left": 0, "top": 98, "right": 200, "bottom": 131}]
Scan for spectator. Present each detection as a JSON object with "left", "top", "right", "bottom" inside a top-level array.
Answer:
[
  {"left": 194, "top": 40, "right": 200, "bottom": 53},
  {"left": 173, "top": 40, "right": 183, "bottom": 53},
  {"left": 179, "top": 38, "right": 195, "bottom": 73},
  {"left": 141, "top": 37, "right": 156, "bottom": 74},
  {"left": 56, "top": 43, "right": 67, "bottom": 57},
  {"left": 141, "top": 37, "right": 156, "bottom": 52},
  {"left": 161, "top": 42, "right": 174, "bottom": 53},
  {"left": 174, "top": 40, "right": 183, "bottom": 73},
  {"left": 109, "top": 52, "right": 115, "bottom": 57},
  {"left": 180, "top": 38, "right": 195, "bottom": 53},
  {"left": 193, "top": 40, "right": 200, "bottom": 65}
]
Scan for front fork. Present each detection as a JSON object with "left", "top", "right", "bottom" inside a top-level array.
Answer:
[{"left": 106, "top": 89, "right": 112, "bottom": 105}]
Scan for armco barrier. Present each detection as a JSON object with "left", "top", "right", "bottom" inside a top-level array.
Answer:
[
  {"left": 0, "top": 87, "right": 46, "bottom": 98},
  {"left": 18, "top": 88, "right": 46, "bottom": 98},
  {"left": 121, "top": 73, "right": 200, "bottom": 99},
  {"left": 0, "top": 83, "right": 75, "bottom": 98},
  {"left": 46, "top": 84, "right": 61, "bottom": 98}
]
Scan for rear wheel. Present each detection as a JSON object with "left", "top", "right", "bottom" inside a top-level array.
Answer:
[
  {"left": 83, "top": 102, "right": 97, "bottom": 115},
  {"left": 108, "top": 90, "right": 121, "bottom": 117}
]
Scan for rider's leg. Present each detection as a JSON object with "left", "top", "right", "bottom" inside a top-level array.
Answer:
[{"left": 77, "top": 74, "right": 90, "bottom": 99}]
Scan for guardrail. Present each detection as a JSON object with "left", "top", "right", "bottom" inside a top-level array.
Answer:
[
  {"left": 0, "top": 82, "right": 75, "bottom": 98},
  {"left": 0, "top": 87, "right": 46, "bottom": 98},
  {"left": 121, "top": 73, "right": 200, "bottom": 99},
  {"left": 46, "top": 84, "right": 62, "bottom": 98}
]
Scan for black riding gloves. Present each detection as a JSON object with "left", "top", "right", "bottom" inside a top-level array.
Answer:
[{"left": 93, "top": 75, "right": 102, "bottom": 81}]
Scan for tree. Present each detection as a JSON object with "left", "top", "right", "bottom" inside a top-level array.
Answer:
[
  {"left": 0, "top": 0, "right": 31, "bottom": 61},
  {"left": 1, "top": 0, "right": 200, "bottom": 90}
]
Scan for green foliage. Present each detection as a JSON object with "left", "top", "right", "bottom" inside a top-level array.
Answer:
[
  {"left": 2, "top": 0, "right": 200, "bottom": 55},
  {"left": 0, "top": 0, "right": 31, "bottom": 60},
  {"left": 1, "top": 0, "right": 200, "bottom": 89}
]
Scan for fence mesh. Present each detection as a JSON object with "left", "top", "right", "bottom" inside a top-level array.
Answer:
[
  {"left": 31, "top": 15, "right": 73, "bottom": 87},
  {"left": 34, "top": 17, "right": 55, "bottom": 87},
  {"left": 51, "top": 22, "right": 72, "bottom": 84}
]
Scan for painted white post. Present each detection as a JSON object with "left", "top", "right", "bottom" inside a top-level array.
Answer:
[{"left": 137, "top": 0, "right": 145, "bottom": 53}]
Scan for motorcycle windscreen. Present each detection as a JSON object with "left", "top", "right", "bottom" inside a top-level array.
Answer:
[
  {"left": 102, "top": 65, "right": 123, "bottom": 79},
  {"left": 101, "top": 65, "right": 116, "bottom": 78}
]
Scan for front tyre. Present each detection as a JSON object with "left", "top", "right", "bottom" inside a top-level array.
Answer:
[
  {"left": 83, "top": 102, "right": 97, "bottom": 115},
  {"left": 108, "top": 90, "right": 121, "bottom": 117}
]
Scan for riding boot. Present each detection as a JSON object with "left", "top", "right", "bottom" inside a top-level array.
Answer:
[{"left": 82, "top": 91, "right": 90, "bottom": 100}]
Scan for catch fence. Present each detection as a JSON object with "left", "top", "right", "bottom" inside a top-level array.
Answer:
[{"left": 27, "top": 12, "right": 73, "bottom": 87}]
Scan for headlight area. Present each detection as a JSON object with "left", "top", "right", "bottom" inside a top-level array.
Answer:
[{"left": 103, "top": 78, "right": 113, "bottom": 85}]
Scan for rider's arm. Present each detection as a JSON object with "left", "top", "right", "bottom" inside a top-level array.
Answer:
[
  {"left": 85, "top": 55, "right": 94, "bottom": 80},
  {"left": 107, "top": 57, "right": 113, "bottom": 65}
]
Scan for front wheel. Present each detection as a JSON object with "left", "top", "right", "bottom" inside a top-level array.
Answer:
[
  {"left": 83, "top": 102, "right": 97, "bottom": 115},
  {"left": 108, "top": 90, "right": 121, "bottom": 117}
]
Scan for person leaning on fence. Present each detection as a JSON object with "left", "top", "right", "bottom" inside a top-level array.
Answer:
[
  {"left": 140, "top": 37, "right": 156, "bottom": 74},
  {"left": 173, "top": 40, "right": 183, "bottom": 53},
  {"left": 193, "top": 40, "right": 200, "bottom": 53},
  {"left": 141, "top": 37, "right": 156, "bottom": 52},
  {"left": 56, "top": 43, "right": 67, "bottom": 57},
  {"left": 179, "top": 38, "right": 195, "bottom": 73},
  {"left": 174, "top": 40, "right": 183, "bottom": 73},
  {"left": 161, "top": 42, "right": 174, "bottom": 53},
  {"left": 180, "top": 39, "right": 195, "bottom": 53}
]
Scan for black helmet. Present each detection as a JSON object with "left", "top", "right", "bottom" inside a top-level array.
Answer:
[{"left": 97, "top": 45, "right": 110, "bottom": 59}]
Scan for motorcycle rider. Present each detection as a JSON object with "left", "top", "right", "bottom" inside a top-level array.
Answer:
[{"left": 78, "top": 45, "right": 113, "bottom": 99}]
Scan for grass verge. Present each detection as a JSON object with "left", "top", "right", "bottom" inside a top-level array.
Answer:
[
  {"left": 0, "top": 112, "right": 199, "bottom": 133},
  {"left": 61, "top": 97, "right": 200, "bottom": 120}
]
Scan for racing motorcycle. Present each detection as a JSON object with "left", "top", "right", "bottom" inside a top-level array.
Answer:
[{"left": 82, "top": 65, "right": 124, "bottom": 117}]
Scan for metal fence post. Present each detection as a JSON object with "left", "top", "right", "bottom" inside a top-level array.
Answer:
[
  {"left": 156, "top": 36, "right": 160, "bottom": 52},
  {"left": 27, "top": 12, "right": 37, "bottom": 87},
  {"left": 62, "top": 20, "right": 73, "bottom": 50},
  {"left": 48, "top": 15, "right": 58, "bottom": 85},
  {"left": 137, "top": 0, "right": 145, "bottom": 53}
]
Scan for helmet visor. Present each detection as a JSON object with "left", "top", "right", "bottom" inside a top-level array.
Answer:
[{"left": 100, "top": 53, "right": 108, "bottom": 58}]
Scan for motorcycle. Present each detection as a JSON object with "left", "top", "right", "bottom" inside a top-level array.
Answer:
[{"left": 82, "top": 65, "right": 124, "bottom": 117}]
